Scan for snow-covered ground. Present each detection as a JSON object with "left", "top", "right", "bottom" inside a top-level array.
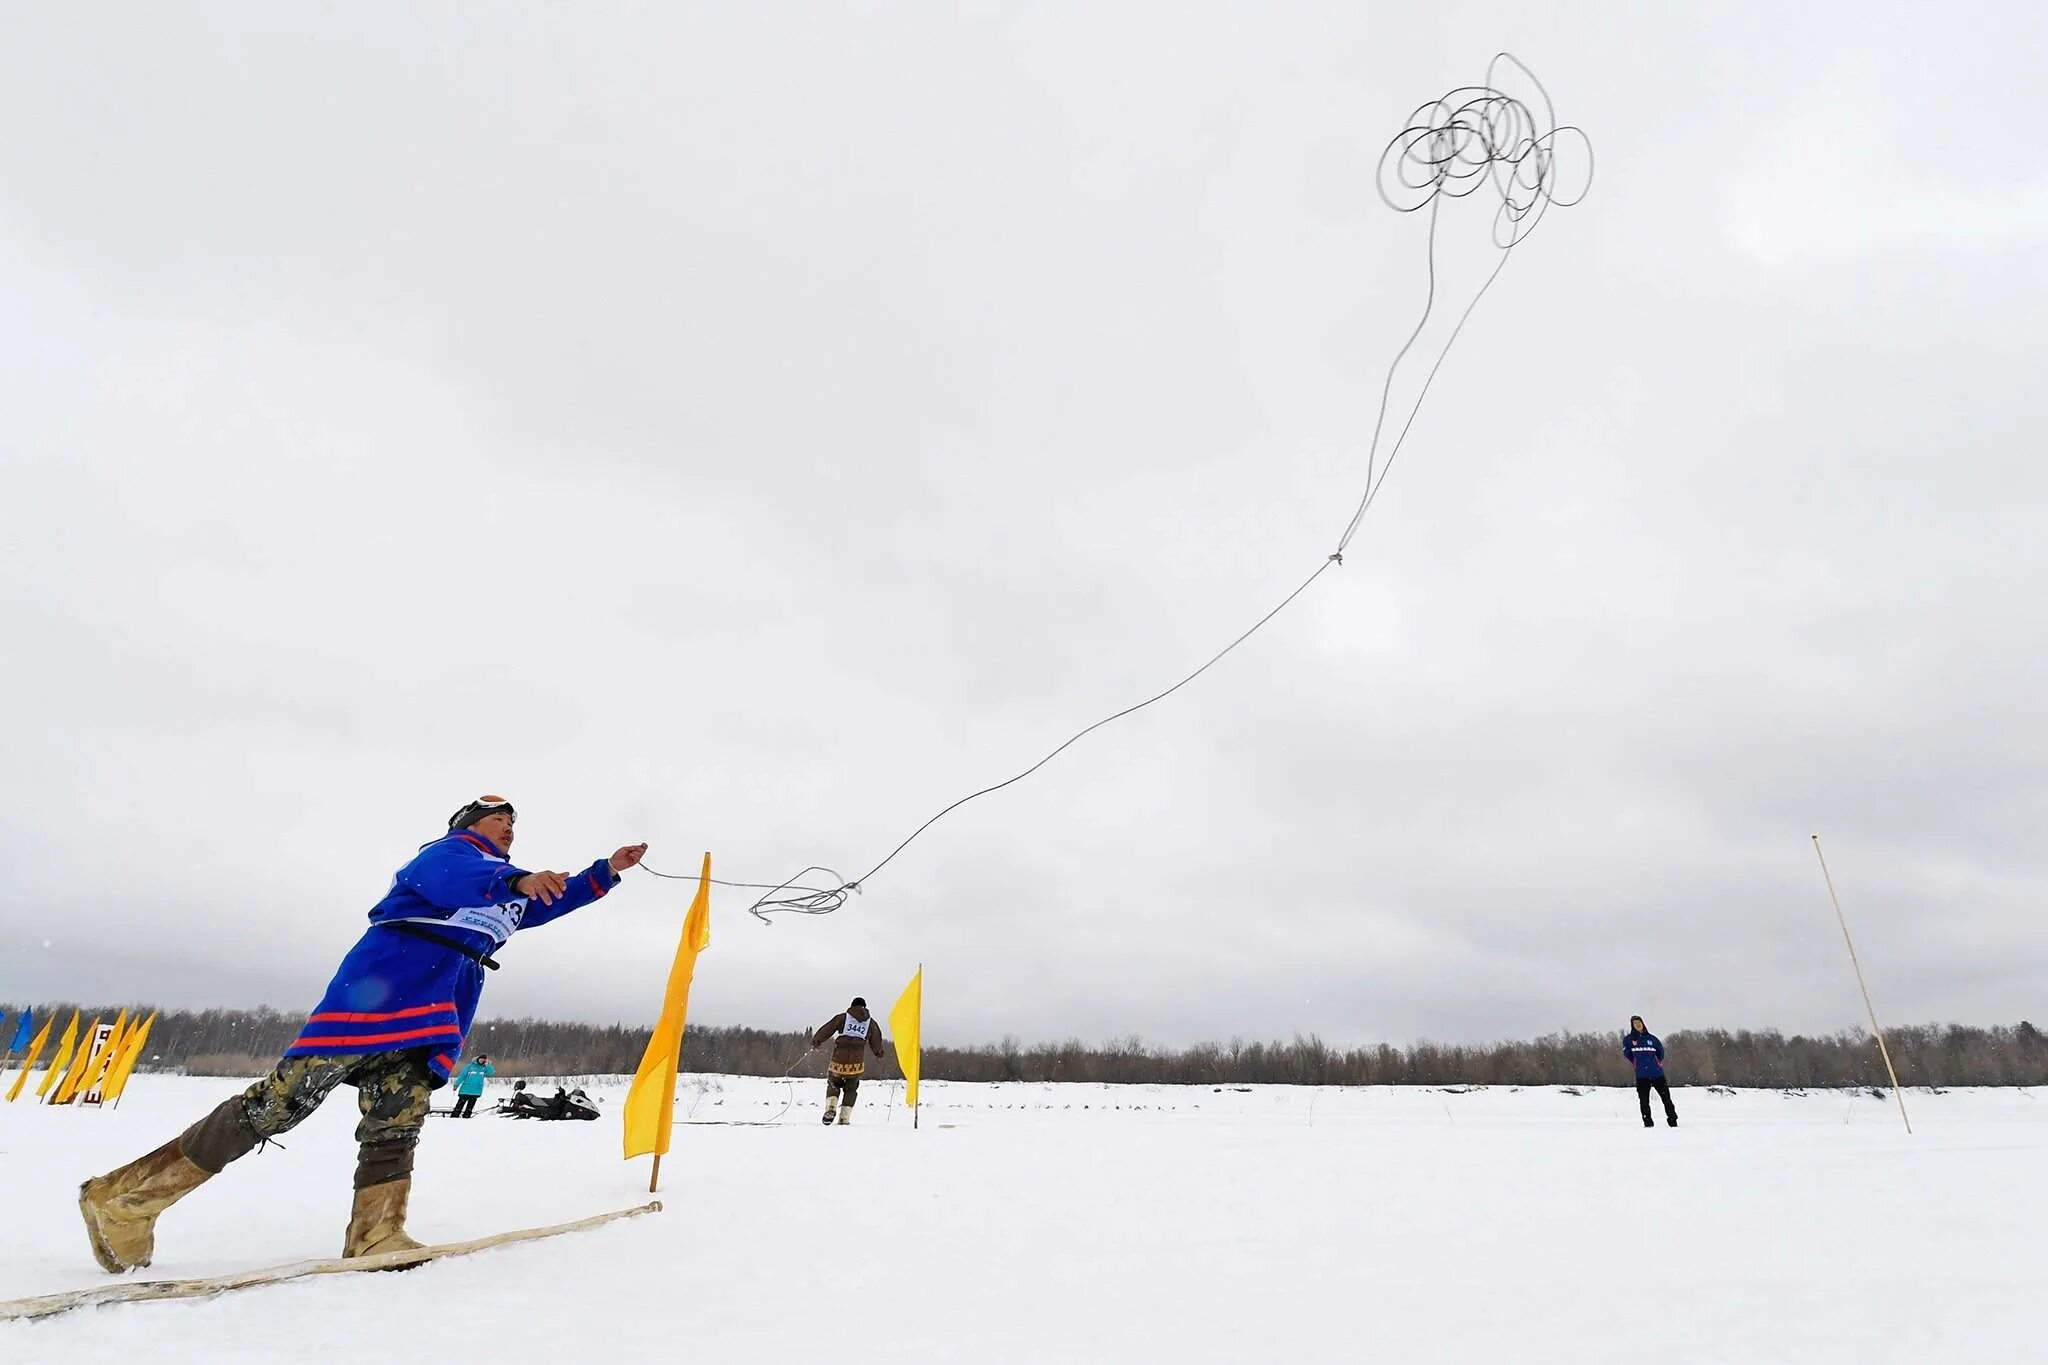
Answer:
[{"left": 3, "top": 1075, "right": 2040, "bottom": 1363}]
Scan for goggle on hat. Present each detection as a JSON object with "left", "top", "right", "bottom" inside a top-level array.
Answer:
[{"left": 448, "top": 795, "right": 517, "bottom": 830}]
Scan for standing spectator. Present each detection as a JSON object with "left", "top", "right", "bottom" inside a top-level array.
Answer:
[
  {"left": 450, "top": 1054, "right": 496, "bottom": 1119},
  {"left": 1624, "top": 1015, "right": 1678, "bottom": 1128}
]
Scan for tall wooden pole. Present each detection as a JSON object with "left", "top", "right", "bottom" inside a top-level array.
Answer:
[{"left": 1812, "top": 835, "right": 1912, "bottom": 1134}]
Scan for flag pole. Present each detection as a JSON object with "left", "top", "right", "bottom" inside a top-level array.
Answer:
[
  {"left": 913, "top": 962, "right": 922, "bottom": 1131},
  {"left": 1811, "top": 835, "right": 1911, "bottom": 1134},
  {"left": 625, "top": 851, "right": 713, "bottom": 1197}
]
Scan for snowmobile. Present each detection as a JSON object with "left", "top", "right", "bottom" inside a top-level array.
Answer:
[{"left": 494, "top": 1080, "right": 601, "bottom": 1121}]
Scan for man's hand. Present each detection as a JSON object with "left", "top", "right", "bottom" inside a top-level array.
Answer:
[
  {"left": 515, "top": 871, "right": 569, "bottom": 905},
  {"left": 609, "top": 843, "right": 650, "bottom": 873}
]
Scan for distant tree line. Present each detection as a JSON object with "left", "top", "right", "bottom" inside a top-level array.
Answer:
[{"left": 4, "top": 1003, "right": 2044, "bottom": 1088}]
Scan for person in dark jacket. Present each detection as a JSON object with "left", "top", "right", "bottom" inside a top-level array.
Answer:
[
  {"left": 810, "top": 997, "right": 887, "bottom": 1126},
  {"left": 1624, "top": 1015, "right": 1677, "bottom": 1128}
]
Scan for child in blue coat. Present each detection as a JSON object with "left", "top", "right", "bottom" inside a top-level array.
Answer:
[{"left": 451, "top": 1054, "right": 497, "bottom": 1118}]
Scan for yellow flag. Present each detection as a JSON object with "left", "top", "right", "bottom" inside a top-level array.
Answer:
[
  {"left": 102, "top": 1011, "right": 158, "bottom": 1103},
  {"left": 622, "top": 853, "right": 713, "bottom": 1163},
  {"left": 34, "top": 1013, "right": 81, "bottom": 1099},
  {"left": 51, "top": 1016, "right": 106, "bottom": 1104},
  {"left": 5, "top": 1015, "right": 56, "bottom": 1102},
  {"left": 77, "top": 1009, "right": 131, "bottom": 1100},
  {"left": 889, "top": 965, "right": 923, "bottom": 1109}
]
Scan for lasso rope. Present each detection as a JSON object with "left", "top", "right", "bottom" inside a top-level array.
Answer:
[{"left": 645, "top": 53, "right": 1591, "bottom": 924}]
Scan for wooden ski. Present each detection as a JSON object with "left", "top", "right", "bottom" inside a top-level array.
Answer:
[{"left": 2, "top": 1200, "right": 662, "bottom": 1323}]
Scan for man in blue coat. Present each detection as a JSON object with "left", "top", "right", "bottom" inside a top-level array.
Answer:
[
  {"left": 78, "top": 797, "right": 648, "bottom": 1272},
  {"left": 1624, "top": 1014, "right": 1678, "bottom": 1128}
]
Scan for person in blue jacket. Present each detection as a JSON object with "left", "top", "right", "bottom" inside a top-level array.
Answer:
[
  {"left": 78, "top": 796, "right": 648, "bottom": 1272},
  {"left": 1624, "top": 1014, "right": 1678, "bottom": 1128},
  {"left": 450, "top": 1053, "right": 496, "bottom": 1119}
]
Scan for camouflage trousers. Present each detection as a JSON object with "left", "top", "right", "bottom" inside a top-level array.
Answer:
[
  {"left": 825, "top": 1069, "right": 864, "bottom": 1107},
  {"left": 179, "top": 1049, "right": 435, "bottom": 1189}
]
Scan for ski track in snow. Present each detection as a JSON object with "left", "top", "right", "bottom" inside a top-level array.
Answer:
[{"left": 2, "top": 1076, "right": 2040, "bottom": 1363}]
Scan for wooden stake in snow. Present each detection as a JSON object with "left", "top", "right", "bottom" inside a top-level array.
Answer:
[
  {"left": 1811, "top": 835, "right": 1912, "bottom": 1134},
  {"left": 1, "top": 1201, "right": 662, "bottom": 1323}
]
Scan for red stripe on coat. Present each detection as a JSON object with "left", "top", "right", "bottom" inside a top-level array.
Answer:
[
  {"left": 289, "top": 1024, "right": 462, "bottom": 1049},
  {"left": 306, "top": 1002, "right": 457, "bottom": 1024}
]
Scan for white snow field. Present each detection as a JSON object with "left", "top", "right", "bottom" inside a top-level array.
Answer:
[{"left": 2, "top": 1075, "right": 2040, "bottom": 1363}]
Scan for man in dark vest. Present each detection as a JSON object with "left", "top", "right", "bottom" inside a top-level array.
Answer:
[{"left": 810, "top": 997, "right": 887, "bottom": 1126}]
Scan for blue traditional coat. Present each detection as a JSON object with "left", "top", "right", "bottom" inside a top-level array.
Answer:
[{"left": 285, "top": 828, "right": 617, "bottom": 1083}]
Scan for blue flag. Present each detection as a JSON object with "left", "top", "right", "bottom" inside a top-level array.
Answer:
[{"left": 6, "top": 1007, "right": 31, "bottom": 1052}]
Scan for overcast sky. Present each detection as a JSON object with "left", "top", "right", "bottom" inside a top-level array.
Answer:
[{"left": 2, "top": 4, "right": 2041, "bottom": 1050}]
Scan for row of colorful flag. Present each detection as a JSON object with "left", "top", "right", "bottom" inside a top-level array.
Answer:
[
  {"left": 618, "top": 855, "right": 927, "bottom": 1176},
  {"left": 0, "top": 1007, "right": 159, "bottom": 1106}
]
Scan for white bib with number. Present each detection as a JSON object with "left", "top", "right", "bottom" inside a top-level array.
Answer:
[{"left": 397, "top": 899, "right": 528, "bottom": 949}]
